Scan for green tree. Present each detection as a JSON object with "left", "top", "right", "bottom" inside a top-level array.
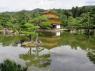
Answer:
[
  {"left": 68, "top": 16, "right": 80, "bottom": 27},
  {"left": 90, "top": 8, "right": 95, "bottom": 27},
  {"left": 31, "top": 15, "right": 52, "bottom": 29},
  {"left": 21, "top": 23, "right": 39, "bottom": 40},
  {"left": 0, "top": 14, "right": 12, "bottom": 28}
]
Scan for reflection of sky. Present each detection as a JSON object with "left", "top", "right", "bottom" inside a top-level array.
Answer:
[
  {"left": 0, "top": 45, "right": 51, "bottom": 71},
  {"left": 0, "top": 44, "right": 95, "bottom": 71},
  {"left": 51, "top": 45, "right": 95, "bottom": 71},
  {"left": 0, "top": 45, "right": 28, "bottom": 66}
]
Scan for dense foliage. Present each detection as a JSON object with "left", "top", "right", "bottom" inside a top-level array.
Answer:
[
  {"left": 0, "top": 60, "right": 27, "bottom": 71},
  {"left": 0, "top": 6, "right": 95, "bottom": 32},
  {"left": 53, "top": 5, "right": 95, "bottom": 28}
]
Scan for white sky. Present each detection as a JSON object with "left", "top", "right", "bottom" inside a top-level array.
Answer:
[{"left": 0, "top": 0, "right": 95, "bottom": 12}]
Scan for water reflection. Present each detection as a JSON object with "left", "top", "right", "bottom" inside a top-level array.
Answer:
[
  {"left": 0, "top": 35, "right": 19, "bottom": 46},
  {"left": 20, "top": 47, "right": 51, "bottom": 68},
  {"left": 50, "top": 45, "right": 95, "bottom": 71},
  {"left": 0, "top": 32, "right": 95, "bottom": 71},
  {"left": 55, "top": 31, "right": 61, "bottom": 36},
  {"left": 20, "top": 34, "right": 51, "bottom": 70},
  {"left": 39, "top": 31, "right": 61, "bottom": 37},
  {"left": 87, "top": 49, "right": 95, "bottom": 64}
]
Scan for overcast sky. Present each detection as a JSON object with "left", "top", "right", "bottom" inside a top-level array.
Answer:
[{"left": 0, "top": 0, "right": 95, "bottom": 12}]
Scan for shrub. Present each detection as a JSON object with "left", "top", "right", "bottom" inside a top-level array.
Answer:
[{"left": 0, "top": 60, "right": 27, "bottom": 71}]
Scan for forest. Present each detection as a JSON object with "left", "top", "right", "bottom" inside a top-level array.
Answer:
[{"left": 0, "top": 5, "right": 95, "bottom": 34}]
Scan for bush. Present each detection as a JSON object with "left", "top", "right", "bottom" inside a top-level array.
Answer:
[{"left": 0, "top": 60, "right": 27, "bottom": 71}]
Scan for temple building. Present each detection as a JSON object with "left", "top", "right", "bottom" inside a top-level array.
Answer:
[{"left": 43, "top": 10, "right": 61, "bottom": 29}]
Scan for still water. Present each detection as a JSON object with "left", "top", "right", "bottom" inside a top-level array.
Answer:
[{"left": 0, "top": 32, "right": 95, "bottom": 71}]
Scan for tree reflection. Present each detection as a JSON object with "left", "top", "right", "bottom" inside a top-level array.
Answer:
[
  {"left": 20, "top": 47, "right": 51, "bottom": 68},
  {"left": 0, "top": 35, "right": 20, "bottom": 46},
  {"left": 87, "top": 49, "right": 95, "bottom": 64}
]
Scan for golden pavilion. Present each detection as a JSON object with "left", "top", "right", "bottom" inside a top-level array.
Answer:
[{"left": 43, "top": 10, "right": 61, "bottom": 29}]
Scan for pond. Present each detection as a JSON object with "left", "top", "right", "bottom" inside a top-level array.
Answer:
[{"left": 0, "top": 32, "right": 95, "bottom": 71}]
